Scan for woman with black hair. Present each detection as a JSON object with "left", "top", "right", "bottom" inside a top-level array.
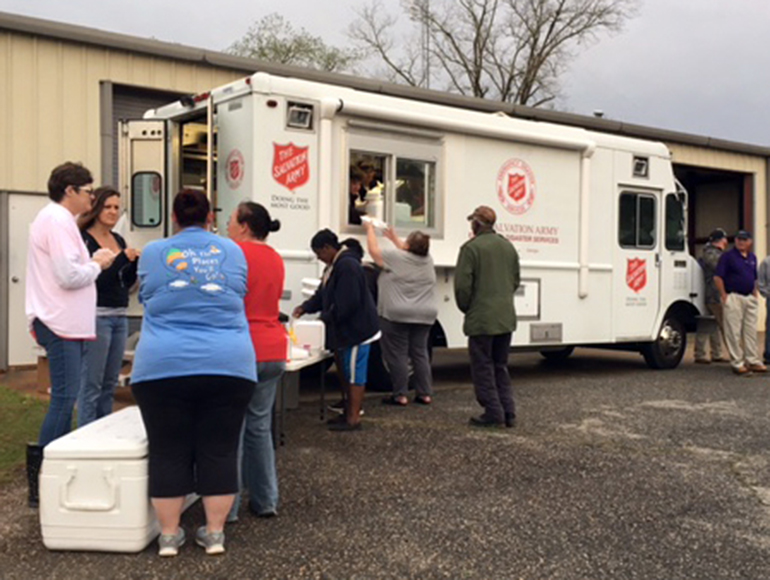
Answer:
[
  {"left": 130, "top": 189, "right": 256, "bottom": 557},
  {"left": 226, "top": 201, "right": 286, "bottom": 520},
  {"left": 293, "top": 229, "right": 380, "bottom": 431},
  {"left": 77, "top": 186, "right": 140, "bottom": 426}
]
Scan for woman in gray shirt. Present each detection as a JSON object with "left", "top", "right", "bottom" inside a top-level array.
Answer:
[{"left": 365, "top": 221, "right": 438, "bottom": 405}]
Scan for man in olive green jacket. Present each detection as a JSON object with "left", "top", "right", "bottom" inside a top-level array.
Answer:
[{"left": 454, "top": 206, "right": 521, "bottom": 428}]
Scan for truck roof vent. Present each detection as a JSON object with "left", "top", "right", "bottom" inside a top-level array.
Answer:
[{"left": 287, "top": 102, "right": 314, "bottom": 131}]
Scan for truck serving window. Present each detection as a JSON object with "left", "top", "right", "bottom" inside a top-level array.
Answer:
[
  {"left": 346, "top": 127, "right": 442, "bottom": 235},
  {"left": 664, "top": 193, "right": 686, "bottom": 251},
  {"left": 618, "top": 192, "right": 656, "bottom": 249}
]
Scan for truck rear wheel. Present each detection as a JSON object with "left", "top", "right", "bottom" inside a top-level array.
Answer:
[
  {"left": 642, "top": 317, "right": 686, "bottom": 369},
  {"left": 540, "top": 346, "right": 575, "bottom": 363}
]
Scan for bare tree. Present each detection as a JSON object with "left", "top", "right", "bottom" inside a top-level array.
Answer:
[
  {"left": 228, "top": 13, "right": 359, "bottom": 73},
  {"left": 349, "top": 0, "right": 638, "bottom": 106}
]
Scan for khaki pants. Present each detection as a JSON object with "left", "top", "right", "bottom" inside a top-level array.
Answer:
[
  {"left": 694, "top": 303, "right": 725, "bottom": 361},
  {"left": 722, "top": 293, "right": 761, "bottom": 370}
]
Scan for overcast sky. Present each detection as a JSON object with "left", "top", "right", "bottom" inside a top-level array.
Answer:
[{"left": 2, "top": 0, "right": 768, "bottom": 146}]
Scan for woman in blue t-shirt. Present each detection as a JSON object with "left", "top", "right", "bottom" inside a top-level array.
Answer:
[{"left": 131, "top": 189, "right": 257, "bottom": 557}]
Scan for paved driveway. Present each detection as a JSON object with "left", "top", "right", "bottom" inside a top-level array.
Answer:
[{"left": 1, "top": 348, "right": 769, "bottom": 579}]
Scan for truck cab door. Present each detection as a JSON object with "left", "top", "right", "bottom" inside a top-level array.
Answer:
[
  {"left": 613, "top": 190, "right": 662, "bottom": 341},
  {"left": 118, "top": 120, "right": 166, "bottom": 249}
]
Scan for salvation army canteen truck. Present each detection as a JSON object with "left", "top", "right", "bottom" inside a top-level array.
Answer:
[{"left": 119, "top": 71, "right": 706, "bottom": 370}]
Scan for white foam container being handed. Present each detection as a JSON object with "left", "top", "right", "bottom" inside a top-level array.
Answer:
[{"left": 40, "top": 406, "right": 195, "bottom": 552}]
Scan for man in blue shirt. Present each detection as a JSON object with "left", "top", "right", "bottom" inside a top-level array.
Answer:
[{"left": 714, "top": 230, "right": 766, "bottom": 375}]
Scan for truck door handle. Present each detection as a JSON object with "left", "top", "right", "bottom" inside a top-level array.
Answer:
[{"left": 655, "top": 253, "right": 661, "bottom": 267}]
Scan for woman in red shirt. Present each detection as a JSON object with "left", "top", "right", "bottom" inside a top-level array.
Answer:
[{"left": 227, "top": 201, "right": 286, "bottom": 518}]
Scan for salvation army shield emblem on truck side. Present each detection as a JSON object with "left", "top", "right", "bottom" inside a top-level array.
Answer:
[
  {"left": 272, "top": 143, "right": 310, "bottom": 192},
  {"left": 497, "top": 158, "right": 536, "bottom": 215},
  {"left": 225, "top": 149, "right": 245, "bottom": 190},
  {"left": 626, "top": 258, "right": 647, "bottom": 293}
]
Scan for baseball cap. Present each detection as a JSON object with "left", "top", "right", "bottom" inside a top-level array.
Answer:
[
  {"left": 708, "top": 228, "right": 727, "bottom": 242},
  {"left": 735, "top": 230, "right": 752, "bottom": 240},
  {"left": 467, "top": 206, "right": 496, "bottom": 226}
]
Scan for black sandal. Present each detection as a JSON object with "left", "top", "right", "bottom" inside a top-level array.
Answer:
[
  {"left": 413, "top": 395, "right": 432, "bottom": 405},
  {"left": 381, "top": 395, "right": 408, "bottom": 406}
]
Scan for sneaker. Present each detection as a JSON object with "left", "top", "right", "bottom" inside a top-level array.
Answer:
[
  {"left": 248, "top": 503, "right": 278, "bottom": 518},
  {"left": 326, "top": 413, "right": 347, "bottom": 425},
  {"left": 158, "top": 528, "right": 185, "bottom": 557},
  {"left": 327, "top": 399, "right": 346, "bottom": 414},
  {"left": 195, "top": 526, "right": 225, "bottom": 555},
  {"left": 469, "top": 415, "right": 504, "bottom": 428},
  {"left": 326, "top": 399, "right": 365, "bottom": 416}
]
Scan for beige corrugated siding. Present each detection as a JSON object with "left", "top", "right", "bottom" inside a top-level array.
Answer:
[
  {"left": 0, "top": 30, "right": 243, "bottom": 192},
  {"left": 669, "top": 143, "right": 767, "bottom": 261}
]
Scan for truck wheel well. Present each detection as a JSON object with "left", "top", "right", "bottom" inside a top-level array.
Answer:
[{"left": 664, "top": 301, "right": 699, "bottom": 333}]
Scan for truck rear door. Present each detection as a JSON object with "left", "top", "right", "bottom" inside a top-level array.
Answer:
[{"left": 118, "top": 119, "right": 167, "bottom": 249}]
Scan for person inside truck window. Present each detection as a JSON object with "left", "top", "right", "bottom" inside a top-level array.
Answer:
[
  {"left": 130, "top": 189, "right": 257, "bottom": 557},
  {"left": 76, "top": 187, "right": 140, "bottom": 428},
  {"left": 348, "top": 168, "right": 365, "bottom": 225},
  {"left": 356, "top": 159, "right": 379, "bottom": 197}
]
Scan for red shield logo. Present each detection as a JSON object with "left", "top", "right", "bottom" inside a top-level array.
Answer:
[
  {"left": 230, "top": 159, "right": 241, "bottom": 182},
  {"left": 272, "top": 143, "right": 310, "bottom": 192},
  {"left": 626, "top": 258, "right": 647, "bottom": 293},
  {"left": 224, "top": 149, "right": 245, "bottom": 190},
  {"left": 508, "top": 174, "right": 526, "bottom": 202},
  {"left": 497, "top": 158, "right": 536, "bottom": 215}
]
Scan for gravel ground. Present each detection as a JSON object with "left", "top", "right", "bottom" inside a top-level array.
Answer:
[{"left": 1, "top": 346, "right": 770, "bottom": 579}]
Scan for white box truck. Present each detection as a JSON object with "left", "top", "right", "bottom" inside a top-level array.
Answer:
[{"left": 119, "top": 71, "right": 705, "bottom": 371}]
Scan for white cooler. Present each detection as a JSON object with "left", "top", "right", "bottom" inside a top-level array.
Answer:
[{"left": 40, "top": 406, "right": 195, "bottom": 552}]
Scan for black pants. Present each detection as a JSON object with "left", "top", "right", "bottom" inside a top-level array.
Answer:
[
  {"left": 131, "top": 375, "right": 255, "bottom": 498},
  {"left": 379, "top": 318, "right": 433, "bottom": 397},
  {"left": 468, "top": 333, "right": 515, "bottom": 423}
]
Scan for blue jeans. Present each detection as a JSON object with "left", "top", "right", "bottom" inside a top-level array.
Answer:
[
  {"left": 77, "top": 316, "right": 128, "bottom": 427},
  {"left": 33, "top": 319, "right": 85, "bottom": 447},
  {"left": 229, "top": 361, "right": 285, "bottom": 519}
]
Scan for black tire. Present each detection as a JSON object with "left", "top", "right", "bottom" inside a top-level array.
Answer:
[
  {"left": 540, "top": 346, "right": 575, "bottom": 363},
  {"left": 642, "top": 317, "right": 686, "bottom": 369}
]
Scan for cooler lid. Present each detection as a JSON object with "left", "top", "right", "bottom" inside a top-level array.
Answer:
[{"left": 44, "top": 406, "right": 148, "bottom": 460}]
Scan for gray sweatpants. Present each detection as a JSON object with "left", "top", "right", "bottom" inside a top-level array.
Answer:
[{"left": 379, "top": 318, "right": 433, "bottom": 398}]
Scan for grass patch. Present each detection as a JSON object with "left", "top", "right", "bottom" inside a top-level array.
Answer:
[{"left": 0, "top": 385, "right": 47, "bottom": 485}]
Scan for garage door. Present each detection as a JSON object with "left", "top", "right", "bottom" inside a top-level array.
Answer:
[{"left": 107, "top": 84, "right": 183, "bottom": 188}]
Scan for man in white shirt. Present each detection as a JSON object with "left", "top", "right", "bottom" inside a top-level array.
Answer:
[{"left": 25, "top": 162, "right": 115, "bottom": 507}]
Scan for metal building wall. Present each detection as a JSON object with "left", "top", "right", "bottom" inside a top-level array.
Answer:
[{"left": 0, "top": 30, "right": 244, "bottom": 193}]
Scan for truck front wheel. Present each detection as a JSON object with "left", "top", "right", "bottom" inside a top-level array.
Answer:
[{"left": 642, "top": 317, "right": 686, "bottom": 369}]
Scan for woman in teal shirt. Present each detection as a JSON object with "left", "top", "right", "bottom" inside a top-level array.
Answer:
[{"left": 131, "top": 189, "right": 256, "bottom": 557}]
